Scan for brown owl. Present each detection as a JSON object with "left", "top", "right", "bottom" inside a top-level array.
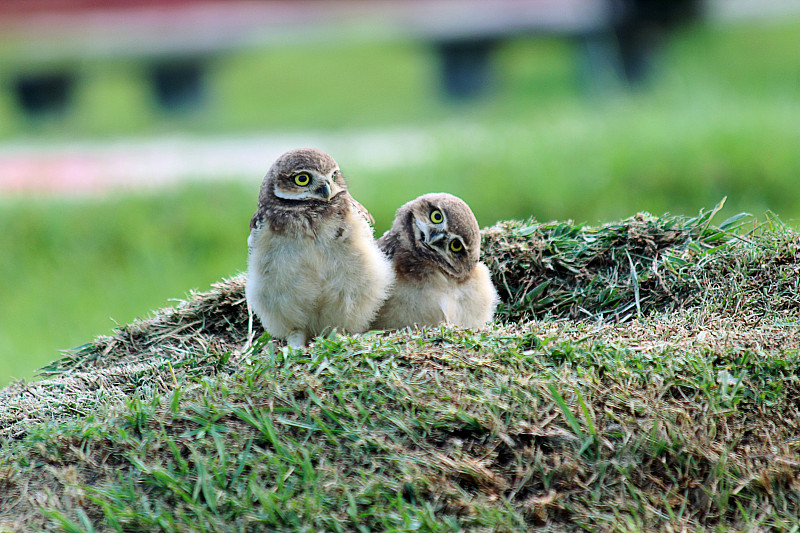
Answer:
[
  {"left": 246, "top": 148, "right": 394, "bottom": 347},
  {"left": 371, "top": 192, "right": 498, "bottom": 330}
]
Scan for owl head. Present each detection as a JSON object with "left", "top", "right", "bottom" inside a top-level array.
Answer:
[
  {"left": 259, "top": 148, "right": 347, "bottom": 205},
  {"left": 390, "top": 192, "right": 481, "bottom": 280}
]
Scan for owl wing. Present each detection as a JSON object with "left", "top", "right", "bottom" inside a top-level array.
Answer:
[
  {"left": 350, "top": 197, "right": 375, "bottom": 227},
  {"left": 250, "top": 205, "right": 266, "bottom": 230},
  {"left": 376, "top": 229, "right": 400, "bottom": 258}
]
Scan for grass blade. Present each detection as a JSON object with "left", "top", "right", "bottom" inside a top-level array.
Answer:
[{"left": 548, "top": 383, "right": 585, "bottom": 441}]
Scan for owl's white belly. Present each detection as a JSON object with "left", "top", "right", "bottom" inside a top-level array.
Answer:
[
  {"left": 372, "top": 263, "right": 498, "bottom": 330},
  {"left": 246, "top": 215, "right": 393, "bottom": 343}
]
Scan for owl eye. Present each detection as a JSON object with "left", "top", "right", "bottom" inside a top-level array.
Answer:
[
  {"left": 294, "top": 173, "right": 311, "bottom": 186},
  {"left": 450, "top": 239, "right": 463, "bottom": 253},
  {"left": 430, "top": 210, "right": 444, "bottom": 224}
]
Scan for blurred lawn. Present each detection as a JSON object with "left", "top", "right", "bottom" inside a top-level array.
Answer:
[{"left": 1, "top": 19, "right": 799, "bottom": 385}]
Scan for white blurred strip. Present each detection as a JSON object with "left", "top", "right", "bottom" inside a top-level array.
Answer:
[
  {"left": 0, "top": 128, "right": 435, "bottom": 195},
  {"left": 704, "top": 0, "right": 800, "bottom": 23}
]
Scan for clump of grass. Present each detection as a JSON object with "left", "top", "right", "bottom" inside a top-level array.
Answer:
[
  {"left": 483, "top": 199, "right": 799, "bottom": 323},
  {"left": 0, "top": 205, "right": 798, "bottom": 531}
]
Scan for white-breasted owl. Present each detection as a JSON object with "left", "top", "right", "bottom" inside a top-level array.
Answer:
[{"left": 246, "top": 148, "right": 394, "bottom": 347}]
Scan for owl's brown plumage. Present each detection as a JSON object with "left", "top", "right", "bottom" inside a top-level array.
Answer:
[
  {"left": 246, "top": 148, "right": 394, "bottom": 347},
  {"left": 371, "top": 192, "right": 498, "bottom": 330},
  {"left": 249, "top": 149, "right": 373, "bottom": 236}
]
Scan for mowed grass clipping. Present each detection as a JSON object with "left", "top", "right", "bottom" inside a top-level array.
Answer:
[{"left": 0, "top": 208, "right": 798, "bottom": 531}]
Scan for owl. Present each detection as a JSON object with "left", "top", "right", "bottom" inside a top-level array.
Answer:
[
  {"left": 371, "top": 192, "right": 498, "bottom": 330},
  {"left": 245, "top": 148, "right": 394, "bottom": 347}
]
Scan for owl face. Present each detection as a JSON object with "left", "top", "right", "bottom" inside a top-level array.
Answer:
[
  {"left": 401, "top": 193, "right": 481, "bottom": 279},
  {"left": 264, "top": 148, "right": 347, "bottom": 204}
]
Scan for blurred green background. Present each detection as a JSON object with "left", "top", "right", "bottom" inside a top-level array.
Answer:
[{"left": 1, "top": 10, "right": 799, "bottom": 386}]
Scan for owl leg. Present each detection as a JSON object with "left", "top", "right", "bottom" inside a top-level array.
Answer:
[{"left": 286, "top": 330, "right": 307, "bottom": 348}]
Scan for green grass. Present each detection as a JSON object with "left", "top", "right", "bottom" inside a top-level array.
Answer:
[
  {"left": 0, "top": 212, "right": 798, "bottom": 530},
  {"left": 0, "top": 37, "right": 571, "bottom": 138},
  {"left": 1, "top": 19, "right": 800, "bottom": 385},
  {"left": 2, "top": 322, "right": 799, "bottom": 530},
  {"left": 1, "top": 20, "right": 798, "bottom": 137},
  {"left": 0, "top": 186, "right": 253, "bottom": 385}
]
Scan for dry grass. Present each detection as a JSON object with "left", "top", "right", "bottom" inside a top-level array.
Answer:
[{"left": 0, "top": 206, "right": 798, "bottom": 532}]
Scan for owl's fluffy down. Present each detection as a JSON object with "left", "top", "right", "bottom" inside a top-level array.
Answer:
[
  {"left": 371, "top": 261, "right": 497, "bottom": 330},
  {"left": 246, "top": 204, "right": 393, "bottom": 345}
]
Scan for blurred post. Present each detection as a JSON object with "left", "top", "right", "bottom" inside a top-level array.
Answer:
[
  {"left": 13, "top": 70, "right": 76, "bottom": 117},
  {"left": 436, "top": 38, "right": 499, "bottom": 99},
  {"left": 147, "top": 57, "right": 208, "bottom": 113},
  {"left": 610, "top": 0, "right": 701, "bottom": 86}
]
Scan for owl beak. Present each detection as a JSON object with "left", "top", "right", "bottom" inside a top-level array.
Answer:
[
  {"left": 317, "top": 179, "right": 342, "bottom": 201},
  {"left": 426, "top": 229, "right": 447, "bottom": 246},
  {"left": 318, "top": 181, "right": 332, "bottom": 201}
]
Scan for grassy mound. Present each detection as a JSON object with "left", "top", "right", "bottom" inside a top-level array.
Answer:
[{"left": 1, "top": 206, "right": 798, "bottom": 532}]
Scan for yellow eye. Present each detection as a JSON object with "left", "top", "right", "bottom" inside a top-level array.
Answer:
[
  {"left": 294, "top": 173, "right": 311, "bottom": 186},
  {"left": 430, "top": 210, "right": 444, "bottom": 224},
  {"left": 450, "top": 239, "right": 463, "bottom": 253}
]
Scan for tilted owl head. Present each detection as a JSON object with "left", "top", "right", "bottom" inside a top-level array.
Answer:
[
  {"left": 396, "top": 192, "right": 481, "bottom": 279},
  {"left": 260, "top": 148, "right": 347, "bottom": 204}
]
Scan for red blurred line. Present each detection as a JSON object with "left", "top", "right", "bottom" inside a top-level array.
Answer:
[{"left": 0, "top": 0, "right": 215, "bottom": 16}]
